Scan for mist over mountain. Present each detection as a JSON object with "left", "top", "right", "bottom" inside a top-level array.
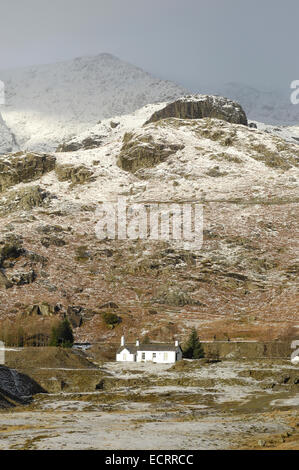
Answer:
[
  {"left": 0, "top": 53, "right": 186, "bottom": 152},
  {"left": 0, "top": 53, "right": 298, "bottom": 156}
]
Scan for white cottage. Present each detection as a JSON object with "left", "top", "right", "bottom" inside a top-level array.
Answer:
[{"left": 116, "top": 336, "right": 183, "bottom": 364}]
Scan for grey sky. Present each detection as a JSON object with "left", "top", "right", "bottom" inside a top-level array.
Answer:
[{"left": 1, "top": 0, "right": 298, "bottom": 91}]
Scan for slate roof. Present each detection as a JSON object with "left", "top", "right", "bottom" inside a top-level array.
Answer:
[
  {"left": 117, "top": 344, "right": 137, "bottom": 354},
  {"left": 117, "top": 343, "right": 180, "bottom": 354}
]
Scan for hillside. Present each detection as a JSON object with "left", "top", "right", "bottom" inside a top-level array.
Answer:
[
  {"left": 0, "top": 95, "right": 298, "bottom": 347},
  {"left": 0, "top": 54, "right": 186, "bottom": 152}
]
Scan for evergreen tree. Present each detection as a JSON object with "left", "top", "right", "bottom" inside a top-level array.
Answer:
[
  {"left": 49, "top": 319, "right": 74, "bottom": 348},
  {"left": 183, "top": 328, "right": 204, "bottom": 359}
]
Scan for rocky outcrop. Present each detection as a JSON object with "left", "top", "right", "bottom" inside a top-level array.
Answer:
[
  {"left": 56, "top": 136, "right": 104, "bottom": 152},
  {"left": 0, "top": 237, "right": 23, "bottom": 265},
  {"left": 145, "top": 95, "right": 248, "bottom": 126},
  {"left": 25, "top": 302, "right": 62, "bottom": 317},
  {"left": 0, "top": 365, "right": 45, "bottom": 407},
  {"left": 0, "top": 152, "right": 56, "bottom": 192},
  {"left": 8, "top": 269, "right": 36, "bottom": 286},
  {"left": 0, "top": 186, "right": 51, "bottom": 215},
  {"left": 55, "top": 164, "right": 94, "bottom": 184},
  {"left": 117, "top": 131, "right": 184, "bottom": 173}
]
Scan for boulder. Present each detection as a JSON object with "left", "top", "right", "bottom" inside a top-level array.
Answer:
[
  {"left": 0, "top": 152, "right": 56, "bottom": 192},
  {"left": 145, "top": 94, "right": 248, "bottom": 126}
]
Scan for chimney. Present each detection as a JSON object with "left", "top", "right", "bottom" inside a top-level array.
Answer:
[
  {"left": 121, "top": 335, "right": 125, "bottom": 346},
  {"left": 175, "top": 340, "right": 179, "bottom": 347},
  {"left": 136, "top": 339, "right": 140, "bottom": 347}
]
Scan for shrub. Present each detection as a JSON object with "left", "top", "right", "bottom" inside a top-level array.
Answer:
[{"left": 102, "top": 312, "right": 121, "bottom": 327}]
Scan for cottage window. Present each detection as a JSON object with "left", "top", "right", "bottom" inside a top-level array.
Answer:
[
  {"left": 142, "top": 352, "right": 145, "bottom": 360},
  {"left": 152, "top": 353, "right": 156, "bottom": 360}
]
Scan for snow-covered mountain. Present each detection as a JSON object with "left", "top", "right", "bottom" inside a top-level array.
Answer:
[
  {"left": 209, "top": 82, "right": 299, "bottom": 126},
  {"left": 1, "top": 54, "right": 298, "bottom": 154},
  {"left": 0, "top": 53, "right": 186, "bottom": 152}
]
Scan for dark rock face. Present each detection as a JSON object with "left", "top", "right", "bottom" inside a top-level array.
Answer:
[
  {"left": 0, "top": 152, "right": 56, "bottom": 192},
  {"left": 0, "top": 365, "right": 46, "bottom": 407},
  {"left": 145, "top": 95, "right": 248, "bottom": 126}
]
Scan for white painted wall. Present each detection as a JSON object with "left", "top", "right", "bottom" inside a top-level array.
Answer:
[
  {"left": 116, "top": 348, "right": 136, "bottom": 362},
  {"left": 136, "top": 349, "right": 182, "bottom": 364}
]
